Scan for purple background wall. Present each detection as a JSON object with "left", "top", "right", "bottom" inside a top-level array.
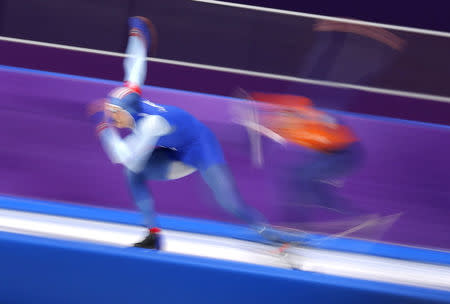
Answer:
[
  {"left": 1, "top": 40, "right": 449, "bottom": 126},
  {"left": 1, "top": 1, "right": 449, "bottom": 251},
  {"left": 1, "top": 65, "right": 449, "bottom": 251}
]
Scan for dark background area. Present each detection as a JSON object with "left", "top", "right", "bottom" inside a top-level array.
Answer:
[
  {"left": 219, "top": 0, "right": 450, "bottom": 32},
  {"left": 1, "top": 0, "right": 449, "bottom": 97}
]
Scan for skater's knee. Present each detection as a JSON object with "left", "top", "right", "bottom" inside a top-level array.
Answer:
[{"left": 124, "top": 168, "right": 145, "bottom": 183}]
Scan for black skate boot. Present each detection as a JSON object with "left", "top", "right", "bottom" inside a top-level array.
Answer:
[{"left": 134, "top": 228, "right": 161, "bottom": 250}]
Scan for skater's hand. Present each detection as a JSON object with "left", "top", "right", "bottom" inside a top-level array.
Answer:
[{"left": 87, "top": 98, "right": 107, "bottom": 124}]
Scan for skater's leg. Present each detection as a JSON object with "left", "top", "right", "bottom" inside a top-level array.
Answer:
[
  {"left": 125, "top": 148, "right": 195, "bottom": 249},
  {"left": 200, "top": 164, "right": 266, "bottom": 226},
  {"left": 123, "top": 17, "right": 154, "bottom": 89}
]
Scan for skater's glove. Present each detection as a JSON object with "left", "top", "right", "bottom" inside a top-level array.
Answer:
[{"left": 87, "top": 98, "right": 107, "bottom": 124}]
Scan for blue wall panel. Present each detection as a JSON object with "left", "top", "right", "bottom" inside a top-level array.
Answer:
[{"left": 0, "top": 230, "right": 449, "bottom": 304}]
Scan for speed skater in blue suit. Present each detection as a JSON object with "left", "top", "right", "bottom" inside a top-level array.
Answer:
[{"left": 88, "top": 17, "right": 288, "bottom": 249}]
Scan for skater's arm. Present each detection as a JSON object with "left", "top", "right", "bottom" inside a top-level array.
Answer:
[
  {"left": 98, "top": 115, "right": 171, "bottom": 173},
  {"left": 231, "top": 102, "right": 287, "bottom": 145},
  {"left": 238, "top": 119, "right": 287, "bottom": 145}
]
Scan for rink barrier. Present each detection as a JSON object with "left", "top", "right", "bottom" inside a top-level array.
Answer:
[{"left": 0, "top": 196, "right": 449, "bottom": 303}]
